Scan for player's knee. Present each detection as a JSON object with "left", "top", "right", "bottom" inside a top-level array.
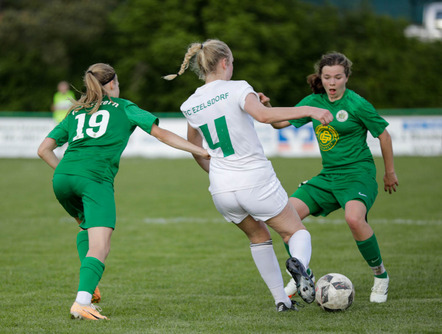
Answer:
[{"left": 345, "top": 213, "right": 365, "bottom": 232}]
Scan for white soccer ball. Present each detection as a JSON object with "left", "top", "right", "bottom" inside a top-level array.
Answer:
[{"left": 315, "top": 273, "right": 355, "bottom": 311}]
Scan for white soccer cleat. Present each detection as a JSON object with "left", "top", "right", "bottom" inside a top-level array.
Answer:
[{"left": 370, "top": 276, "right": 389, "bottom": 303}]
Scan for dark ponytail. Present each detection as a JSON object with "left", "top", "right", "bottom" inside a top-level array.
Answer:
[{"left": 307, "top": 73, "right": 325, "bottom": 94}]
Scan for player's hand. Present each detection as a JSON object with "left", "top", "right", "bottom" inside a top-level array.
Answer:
[
  {"left": 310, "top": 107, "right": 333, "bottom": 125},
  {"left": 258, "top": 92, "right": 272, "bottom": 107},
  {"left": 384, "top": 171, "right": 398, "bottom": 194},
  {"left": 198, "top": 149, "right": 211, "bottom": 160}
]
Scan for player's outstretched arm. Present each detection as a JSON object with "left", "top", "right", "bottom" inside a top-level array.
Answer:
[
  {"left": 244, "top": 93, "right": 333, "bottom": 125},
  {"left": 150, "top": 124, "right": 210, "bottom": 160},
  {"left": 257, "top": 92, "right": 291, "bottom": 129},
  {"left": 187, "top": 124, "right": 210, "bottom": 173},
  {"left": 37, "top": 137, "right": 60, "bottom": 169}
]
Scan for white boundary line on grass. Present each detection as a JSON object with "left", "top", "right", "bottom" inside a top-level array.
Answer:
[
  {"left": 141, "top": 217, "right": 442, "bottom": 225},
  {"left": 55, "top": 216, "right": 441, "bottom": 225},
  {"left": 142, "top": 217, "right": 226, "bottom": 224}
]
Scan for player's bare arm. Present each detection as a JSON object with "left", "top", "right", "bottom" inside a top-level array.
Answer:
[
  {"left": 150, "top": 124, "right": 209, "bottom": 159},
  {"left": 37, "top": 137, "right": 60, "bottom": 169},
  {"left": 244, "top": 93, "right": 333, "bottom": 125},
  {"left": 187, "top": 124, "right": 210, "bottom": 173},
  {"left": 378, "top": 129, "right": 398, "bottom": 194},
  {"left": 257, "top": 92, "right": 291, "bottom": 129}
]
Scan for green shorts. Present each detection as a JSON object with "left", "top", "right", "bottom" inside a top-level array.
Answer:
[
  {"left": 52, "top": 174, "right": 116, "bottom": 230},
  {"left": 291, "top": 172, "right": 378, "bottom": 217}
]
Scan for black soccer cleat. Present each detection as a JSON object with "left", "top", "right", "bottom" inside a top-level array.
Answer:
[
  {"left": 276, "top": 300, "right": 299, "bottom": 312},
  {"left": 285, "top": 257, "right": 315, "bottom": 304}
]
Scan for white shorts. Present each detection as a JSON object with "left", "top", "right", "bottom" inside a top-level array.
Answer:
[{"left": 211, "top": 176, "right": 288, "bottom": 224}]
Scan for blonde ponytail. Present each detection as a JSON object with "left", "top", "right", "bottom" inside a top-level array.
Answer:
[
  {"left": 163, "top": 43, "right": 203, "bottom": 81},
  {"left": 69, "top": 63, "right": 116, "bottom": 115},
  {"left": 164, "top": 40, "right": 231, "bottom": 81}
]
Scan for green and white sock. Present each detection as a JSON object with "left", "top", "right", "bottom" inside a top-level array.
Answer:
[
  {"left": 356, "top": 234, "right": 388, "bottom": 278},
  {"left": 76, "top": 291, "right": 93, "bottom": 305}
]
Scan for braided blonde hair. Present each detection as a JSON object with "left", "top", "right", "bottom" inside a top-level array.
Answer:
[
  {"left": 69, "top": 63, "right": 116, "bottom": 115},
  {"left": 163, "top": 39, "right": 231, "bottom": 81}
]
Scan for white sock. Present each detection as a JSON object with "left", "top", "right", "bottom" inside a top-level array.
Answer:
[
  {"left": 287, "top": 229, "right": 312, "bottom": 269},
  {"left": 76, "top": 291, "right": 92, "bottom": 305},
  {"left": 250, "top": 240, "right": 291, "bottom": 307}
]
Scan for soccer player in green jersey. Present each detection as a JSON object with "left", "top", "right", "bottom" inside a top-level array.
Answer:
[
  {"left": 38, "top": 63, "right": 209, "bottom": 320},
  {"left": 268, "top": 52, "right": 399, "bottom": 303}
]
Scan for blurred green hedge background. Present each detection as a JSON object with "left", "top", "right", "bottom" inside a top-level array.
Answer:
[{"left": 1, "top": 0, "right": 441, "bottom": 112}]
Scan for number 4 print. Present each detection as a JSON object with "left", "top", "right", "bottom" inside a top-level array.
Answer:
[{"left": 199, "top": 116, "right": 234, "bottom": 157}]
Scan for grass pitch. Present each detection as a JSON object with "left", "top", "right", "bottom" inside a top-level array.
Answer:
[{"left": 0, "top": 156, "right": 441, "bottom": 333}]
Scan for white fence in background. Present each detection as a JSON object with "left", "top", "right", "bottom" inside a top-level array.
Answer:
[{"left": 0, "top": 116, "right": 441, "bottom": 158}]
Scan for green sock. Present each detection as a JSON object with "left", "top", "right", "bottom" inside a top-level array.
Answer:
[
  {"left": 78, "top": 257, "right": 105, "bottom": 295},
  {"left": 76, "top": 230, "right": 89, "bottom": 262},
  {"left": 356, "top": 234, "right": 388, "bottom": 278}
]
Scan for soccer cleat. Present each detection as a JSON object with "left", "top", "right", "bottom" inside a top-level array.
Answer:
[
  {"left": 92, "top": 287, "right": 101, "bottom": 304},
  {"left": 284, "top": 267, "right": 315, "bottom": 298},
  {"left": 70, "top": 302, "right": 108, "bottom": 320},
  {"left": 307, "top": 268, "right": 315, "bottom": 284},
  {"left": 276, "top": 300, "right": 299, "bottom": 312},
  {"left": 285, "top": 257, "right": 315, "bottom": 304},
  {"left": 370, "top": 276, "right": 389, "bottom": 303}
]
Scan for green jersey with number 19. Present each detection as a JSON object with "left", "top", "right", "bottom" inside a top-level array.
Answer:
[
  {"left": 48, "top": 97, "right": 159, "bottom": 183},
  {"left": 181, "top": 80, "right": 275, "bottom": 195},
  {"left": 289, "top": 89, "right": 388, "bottom": 174}
]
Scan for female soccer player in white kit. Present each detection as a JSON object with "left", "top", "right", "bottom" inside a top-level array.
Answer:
[{"left": 164, "top": 39, "right": 333, "bottom": 311}]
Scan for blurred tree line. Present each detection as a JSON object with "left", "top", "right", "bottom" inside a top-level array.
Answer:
[{"left": 0, "top": 0, "right": 441, "bottom": 112}]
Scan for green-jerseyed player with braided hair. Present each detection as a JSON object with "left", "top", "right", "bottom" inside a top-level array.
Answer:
[
  {"left": 267, "top": 52, "right": 398, "bottom": 303},
  {"left": 38, "top": 63, "right": 209, "bottom": 320}
]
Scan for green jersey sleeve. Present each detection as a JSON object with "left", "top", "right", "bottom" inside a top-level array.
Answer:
[
  {"left": 353, "top": 97, "right": 388, "bottom": 138},
  {"left": 124, "top": 102, "right": 159, "bottom": 134},
  {"left": 47, "top": 118, "right": 69, "bottom": 146}
]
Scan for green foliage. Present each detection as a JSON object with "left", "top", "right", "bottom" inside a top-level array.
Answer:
[
  {"left": 0, "top": 0, "right": 441, "bottom": 112},
  {"left": 0, "top": 157, "right": 441, "bottom": 332},
  {"left": 0, "top": 0, "right": 119, "bottom": 111},
  {"left": 335, "top": 9, "right": 442, "bottom": 108},
  {"left": 109, "top": 0, "right": 205, "bottom": 111}
]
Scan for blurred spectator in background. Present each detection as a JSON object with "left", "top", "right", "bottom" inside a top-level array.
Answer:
[{"left": 52, "top": 81, "right": 75, "bottom": 123}]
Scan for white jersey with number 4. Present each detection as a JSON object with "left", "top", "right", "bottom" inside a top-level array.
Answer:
[{"left": 181, "top": 79, "right": 276, "bottom": 195}]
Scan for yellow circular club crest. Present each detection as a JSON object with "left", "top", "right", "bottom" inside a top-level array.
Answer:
[{"left": 315, "top": 125, "right": 339, "bottom": 151}]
